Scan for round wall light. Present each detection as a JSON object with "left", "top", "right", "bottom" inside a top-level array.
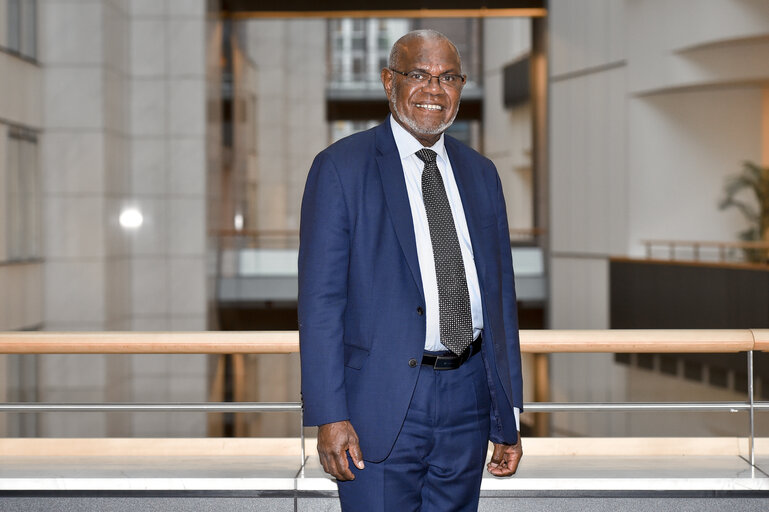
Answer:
[{"left": 119, "top": 208, "right": 144, "bottom": 229}]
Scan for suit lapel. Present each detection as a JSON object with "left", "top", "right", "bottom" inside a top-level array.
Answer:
[
  {"left": 445, "top": 137, "right": 489, "bottom": 282},
  {"left": 375, "top": 121, "right": 425, "bottom": 300}
]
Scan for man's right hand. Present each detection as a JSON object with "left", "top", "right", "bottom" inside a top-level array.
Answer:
[{"left": 317, "top": 420, "right": 364, "bottom": 481}]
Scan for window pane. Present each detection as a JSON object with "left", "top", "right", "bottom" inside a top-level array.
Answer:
[
  {"left": 20, "top": 0, "right": 37, "bottom": 59},
  {"left": 7, "top": 0, "right": 21, "bottom": 52},
  {"left": 22, "top": 139, "right": 40, "bottom": 258},
  {"left": 5, "top": 132, "right": 40, "bottom": 261},
  {"left": 6, "top": 137, "right": 22, "bottom": 261}
]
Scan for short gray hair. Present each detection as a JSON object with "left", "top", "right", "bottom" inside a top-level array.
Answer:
[{"left": 388, "top": 29, "right": 462, "bottom": 70}]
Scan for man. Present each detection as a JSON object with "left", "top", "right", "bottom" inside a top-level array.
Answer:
[{"left": 299, "top": 29, "right": 523, "bottom": 511}]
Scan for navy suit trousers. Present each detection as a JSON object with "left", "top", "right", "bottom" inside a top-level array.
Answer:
[{"left": 337, "top": 350, "right": 491, "bottom": 512}]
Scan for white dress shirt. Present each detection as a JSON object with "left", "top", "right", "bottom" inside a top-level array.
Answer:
[
  {"left": 390, "top": 116, "right": 483, "bottom": 352},
  {"left": 390, "top": 117, "right": 521, "bottom": 432}
]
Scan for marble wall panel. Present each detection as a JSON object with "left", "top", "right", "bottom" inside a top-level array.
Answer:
[
  {"left": 130, "top": 19, "right": 166, "bottom": 77},
  {"left": 493, "top": 154, "right": 533, "bottom": 231},
  {"left": 168, "top": 79, "right": 206, "bottom": 136},
  {"left": 550, "top": 256, "right": 609, "bottom": 329},
  {"left": 130, "top": 317, "right": 171, "bottom": 331},
  {"left": 103, "top": 0, "right": 130, "bottom": 75},
  {"left": 168, "top": 138, "right": 205, "bottom": 195},
  {"left": 131, "top": 257, "right": 169, "bottom": 316},
  {"left": 3, "top": 268, "right": 25, "bottom": 328},
  {"left": 167, "top": 197, "right": 205, "bottom": 256},
  {"left": 0, "top": 263, "right": 43, "bottom": 330},
  {"left": 129, "top": 79, "right": 166, "bottom": 136},
  {"left": 549, "top": 66, "right": 627, "bottom": 256},
  {"left": 126, "top": 196, "right": 168, "bottom": 256},
  {"left": 20, "top": 0, "right": 212, "bottom": 438},
  {"left": 37, "top": 410, "right": 107, "bottom": 437},
  {"left": 44, "top": 68, "right": 104, "bottom": 129},
  {"left": 483, "top": 17, "right": 530, "bottom": 73},
  {"left": 105, "top": 256, "right": 131, "bottom": 327},
  {"left": 167, "top": 0, "right": 205, "bottom": 19},
  {"left": 0, "top": 269, "right": 12, "bottom": 329},
  {"left": 105, "top": 132, "right": 131, "bottom": 195},
  {"left": 255, "top": 98, "right": 286, "bottom": 135},
  {"left": 166, "top": 354, "right": 206, "bottom": 377},
  {"left": 41, "top": 0, "right": 103, "bottom": 65},
  {"left": 104, "top": 197, "right": 130, "bottom": 257},
  {"left": 130, "top": 354, "right": 168, "bottom": 377},
  {"left": 42, "top": 132, "right": 105, "bottom": 195},
  {"left": 168, "top": 256, "right": 206, "bottom": 315},
  {"left": 247, "top": 20, "right": 287, "bottom": 63},
  {"left": 130, "top": 138, "right": 167, "bottom": 195},
  {"left": 255, "top": 125, "right": 286, "bottom": 161},
  {"left": 169, "top": 18, "right": 205, "bottom": 77},
  {"left": 254, "top": 65, "right": 287, "bottom": 97},
  {"left": 169, "top": 315, "right": 206, "bottom": 331},
  {"left": 104, "top": 69, "right": 129, "bottom": 137},
  {"left": 38, "top": 354, "right": 106, "bottom": 389},
  {"left": 44, "top": 260, "right": 106, "bottom": 326},
  {"left": 44, "top": 196, "right": 106, "bottom": 259},
  {"left": 168, "top": 373, "right": 206, "bottom": 399},
  {"left": 254, "top": 181, "right": 288, "bottom": 230},
  {"left": 130, "top": 0, "right": 166, "bottom": 18},
  {"left": 550, "top": 0, "right": 625, "bottom": 77},
  {"left": 482, "top": 19, "right": 533, "bottom": 233},
  {"left": 165, "top": 412, "right": 207, "bottom": 436},
  {"left": 482, "top": 72, "right": 531, "bottom": 163}
]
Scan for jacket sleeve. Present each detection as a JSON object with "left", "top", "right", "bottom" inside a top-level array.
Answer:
[
  {"left": 482, "top": 167, "right": 524, "bottom": 446},
  {"left": 495, "top": 171, "right": 524, "bottom": 412},
  {"left": 298, "top": 152, "right": 351, "bottom": 426}
]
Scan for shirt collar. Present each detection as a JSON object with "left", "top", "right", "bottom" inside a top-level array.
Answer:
[{"left": 389, "top": 115, "right": 448, "bottom": 166}]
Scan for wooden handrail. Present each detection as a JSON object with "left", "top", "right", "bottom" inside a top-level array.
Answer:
[
  {"left": 0, "top": 329, "right": 763, "bottom": 354},
  {"left": 753, "top": 329, "right": 769, "bottom": 352},
  {"left": 0, "top": 331, "right": 299, "bottom": 354},
  {"left": 520, "top": 329, "right": 756, "bottom": 353}
]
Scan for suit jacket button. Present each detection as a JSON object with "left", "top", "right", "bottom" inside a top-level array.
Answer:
[
  {"left": 416, "top": 307, "right": 424, "bottom": 316},
  {"left": 408, "top": 358, "right": 418, "bottom": 368}
]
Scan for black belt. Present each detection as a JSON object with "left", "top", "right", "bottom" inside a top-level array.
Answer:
[{"left": 421, "top": 335, "right": 482, "bottom": 370}]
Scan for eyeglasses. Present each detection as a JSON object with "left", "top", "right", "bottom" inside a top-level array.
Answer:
[{"left": 389, "top": 68, "right": 466, "bottom": 89}]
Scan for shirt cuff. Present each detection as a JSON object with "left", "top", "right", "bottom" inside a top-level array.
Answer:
[{"left": 514, "top": 407, "right": 520, "bottom": 432}]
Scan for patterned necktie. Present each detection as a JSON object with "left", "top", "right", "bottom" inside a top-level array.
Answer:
[{"left": 416, "top": 148, "right": 473, "bottom": 356}]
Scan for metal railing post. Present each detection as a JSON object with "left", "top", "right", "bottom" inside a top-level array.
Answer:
[
  {"left": 300, "top": 405, "right": 306, "bottom": 471},
  {"left": 748, "top": 350, "right": 755, "bottom": 467}
]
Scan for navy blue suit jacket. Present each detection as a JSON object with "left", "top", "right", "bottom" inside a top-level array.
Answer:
[{"left": 298, "top": 118, "right": 523, "bottom": 463}]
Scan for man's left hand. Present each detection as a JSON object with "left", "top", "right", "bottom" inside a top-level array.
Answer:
[{"left": 487, "top": 435, "right": 522, "bottom": 477}]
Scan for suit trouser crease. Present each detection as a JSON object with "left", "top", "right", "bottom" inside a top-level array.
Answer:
[{"left": 337, "top": 351, "right": 491, "bottom": 512}]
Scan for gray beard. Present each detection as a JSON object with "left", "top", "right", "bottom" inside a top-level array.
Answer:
[{"left": 390, "top": 82, "right": 460, "bottom": 138}]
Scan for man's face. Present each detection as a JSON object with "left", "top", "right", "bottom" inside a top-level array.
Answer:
[{"left": 381, "top": 37, "right": 464, "bottom": 145}]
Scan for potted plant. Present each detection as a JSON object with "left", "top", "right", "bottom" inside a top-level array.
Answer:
[{"left": 719, "top": 160, "right": 769, "bottom": 263}]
